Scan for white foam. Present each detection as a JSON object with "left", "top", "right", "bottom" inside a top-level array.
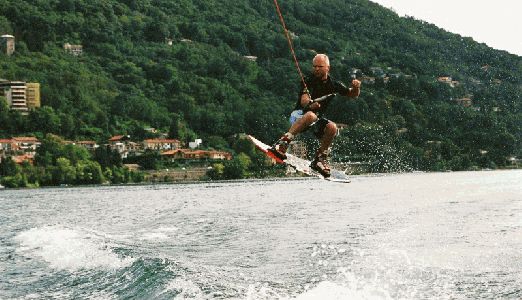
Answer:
[
  {"left": 15, "top": 226, "right": 134, "bottom": 271},
  {"left": 294, "top": 281, "right": 391, "bottom": 300},
  {"left": 139, "top": 226, "right": 179, "bottom": 241},
  {"left": 140, "top": 232, "right": 170, "bottom": 241},
  {"left": 244, "top": 267, "right": 392, "bottom": 300},
  {"left": 159, "top": 277, "right": 204, "bottom": 299}
]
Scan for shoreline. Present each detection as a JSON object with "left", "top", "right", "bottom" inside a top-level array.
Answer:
[{"left": 1, "top": 168, "right": 521, "bottom": 191}]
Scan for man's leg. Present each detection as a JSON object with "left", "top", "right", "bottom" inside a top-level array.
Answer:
[
  {"left": 271, "top": 111, "right": 318, "bottom": 159},
  {"left": 311, "top": 121, "right": 337, "bottom": 177},
  {"left": 317, "top": 121, "right": 337, "bottom": 153},
  {"left": 288, "top": 111, "right": 318, "bottom": 135}
]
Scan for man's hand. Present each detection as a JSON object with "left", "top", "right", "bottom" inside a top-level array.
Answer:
[
  {"left": 351, "top": 79, "right": 361, "bottom": 89},
  {"left": 301, "top": 93, "right": 321, "bottom": 111},
  {"left": 308, "top": 101, "right": 321, "bottom": 111},
  {"left": 347, "top": 79, "right": 361, "bottom": 98}
]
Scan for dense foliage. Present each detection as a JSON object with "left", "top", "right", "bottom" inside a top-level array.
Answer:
[
  {"left": 0, "top": 0, "right": 521, "bottom": 178},
  {"left": 0, "top": 134, "right": 143, "bottom": 188}
]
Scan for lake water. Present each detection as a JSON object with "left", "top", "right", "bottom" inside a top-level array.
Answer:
[{"left": 1, "top": 170, "right": 521, "bottom": 299}]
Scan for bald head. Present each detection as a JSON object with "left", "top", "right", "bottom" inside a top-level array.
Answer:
[
  {"left": 312, "top": 54, "right": 330, "bottom": 80},
  {"left": 313, "top": 54, "right": 330, "bottom": 66}
]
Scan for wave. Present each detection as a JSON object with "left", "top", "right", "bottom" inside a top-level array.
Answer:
[
  {"left": 244, "top": 272, "right": 393, "bottom": 300},
  {"left": 15, "top": 225, "right": 134, "bottom": 271},
  {"left": 295, "top": 280, "right": 391, "bottom": 300},
  {"left": 138, "top": 226, "right": 179, "bottom": 241}
]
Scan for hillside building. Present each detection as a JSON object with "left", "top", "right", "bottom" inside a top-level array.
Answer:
[
  {"left": 455, "top": 97, "right": 473, "bottom": 107},
  {"left": 243, "top": 56, "right": 257, "bottom": 62},
  {"left": 64, "top": 43, "right": 83, "bottom": 56},
  {"left": 0, "top": 139, "right": 12, "bottom": 152},
  {"left": 369, "top": 67, "right": 385, "bottom": 76},
  {"left": 1, "top": 34, "right": 15, "bottom": 56},
  {"left": 189, "top": 139, "right": 202, "bottom": 149},
  {"left": 143, "top": 139, "right": 181, "bottom": 151},
  {"left": 76, "top": 141, "right": 99, "bottom": 151},
  {"left": 437, "top": 76, "right": 460, "bottom": 88},
  {"left": 161, "top": 149, "right": 232, "bottom": 161},
  {"left": 0, "top": 81, "right": 29, "bottom": 114},
  {"left": 361, "top": 75, "right": 376, "bottom": 84},
  {"left": 26, "top": 83, "right": 41, "bottom": 109},
  {"left": 0, "top": 139, "right": 12, "bottom": 162},
  {"left": 11, "top": 137, "right": 40, "bottom": 152},
  {"left": 108, "top": 135, "right": 131, "bottom": 158},
  {"left": 0, "top": 81, "right": 41, "bottom": 113}
]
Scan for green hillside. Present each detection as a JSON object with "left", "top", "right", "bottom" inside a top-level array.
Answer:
[{"left": 1, "top": 0, "right": 521, "bottom": 172}]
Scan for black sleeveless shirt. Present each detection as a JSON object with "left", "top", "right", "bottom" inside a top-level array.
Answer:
[{"left": 295, "top": 75, "right": 350, "bottom": 114}]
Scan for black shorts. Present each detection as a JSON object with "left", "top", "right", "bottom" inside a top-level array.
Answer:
[{"left": 309, "top": 117, "right": 332, "bottom": 139}]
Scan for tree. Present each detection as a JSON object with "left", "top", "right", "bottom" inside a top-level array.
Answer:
[
  {"left": 94, "top": 145, "right": 122, "bottom": 168},
  {"left": 1, "top": 173, "right": 27, "bottom": 188},
  {"left": 54, "top": 157, "right": 76, "bottom": 184},
  {"left": 168, "top": 114, "right": 196, "bottom": 144},
  {"left": 223, "top": 153, "right": 251, "bottom": 179},
  {"left": 0, "top": 157, "right": 18, "bottom": 176},
  {"left": 144, "top": 20, "right": 169, "bottom": 42},
  {"left": 0, "top": 16, "right": 12, "bottom": 33},
  {"left": 0, "top": 97, "right": 10, "bottom": 136},
  {"left": 207, "top": 162, "right": 225, "bottom": 180},
  {"left": 136, "top": 150, "right": 162, "bottom": 170},
  {"left": 75, "top": 160, "right": 104, "bottom": 184}
]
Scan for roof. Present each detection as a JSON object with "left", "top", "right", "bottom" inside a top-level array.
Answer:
[
  {"left": 161, "top": 150, "right": 178, "bottom": 155},
  {"left": 123, "top": 164, "right": 140, "bottom": 170},
  {"left": 160, "top": 149, "right": 232, "bottom": 158},
  {"left": 12, "top": 137, "right": 39, "bottom": 142},
  {"left": 77, "top": 140, "right": 97, "bottom": 145},
  {"left": 161, "top": 149, "right": 189, "bottom": 155},
  {"left": 207, "top": 150, "right": 231, "bottom": 155},
  {"left": 144, "top": 139, "right": 180, "bottom": 143},
  {"left": 109, "top": 135, "right": 126, "bottom": 141},
  {"left": 12, "top": 154, "right": 34, "bottom": 164},
  {"left": 183, "top": 150, "right": 208, "bottom": 155}
]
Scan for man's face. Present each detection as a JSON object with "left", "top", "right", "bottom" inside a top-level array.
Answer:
[{"left": 312, "top": 57, "right": 329, "bottom": 79}]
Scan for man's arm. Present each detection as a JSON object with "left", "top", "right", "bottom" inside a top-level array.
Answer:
[
  {"left": 300, "top": 92, "right": 322, "bottom": 111},
  {"left": 345, "top": 79, "right": 361, "bottom": 98},
  {"left": 300, "top": 91, "right": 311, "bottom": 108}
]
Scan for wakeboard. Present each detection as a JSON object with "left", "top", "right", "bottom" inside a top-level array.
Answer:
[{"left": 247, "top": 135, "right": 351, "bottom": 183}]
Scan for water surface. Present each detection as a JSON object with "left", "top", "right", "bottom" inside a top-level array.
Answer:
[{"left": 1, "top": 170, "right": 521, "bottom": 299}]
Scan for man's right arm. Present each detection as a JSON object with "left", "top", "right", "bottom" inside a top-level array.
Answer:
[
  {"left": 300, "top": 92, "right": 311, "bottom": 108},
  {"left": 300, "top": 92, "right": 321, "bottom": 111}
]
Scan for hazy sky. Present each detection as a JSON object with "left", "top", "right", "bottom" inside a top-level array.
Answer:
[{"left": 369, "top": 0, "right": 522, "bottom": 56}]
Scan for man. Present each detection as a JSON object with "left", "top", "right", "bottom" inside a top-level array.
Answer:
[{"left": 269, "top": 54, "right": 361, "bottom": 177}]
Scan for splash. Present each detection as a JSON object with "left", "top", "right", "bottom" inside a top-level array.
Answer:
[
  {"left": 15, "top": 225, "right": 134, "bottom": 271},
  {"left": 295, "top": 279, "right": 392, "bottom": 300},
  {"left": 244, "top": 272, "right": 393, "bottom": 300},
  {"left": 333, "top": 124, "right": 416, "bottom": 173},
  {"left": 158, "top": 277, "right": 205, "bottom": 299}
]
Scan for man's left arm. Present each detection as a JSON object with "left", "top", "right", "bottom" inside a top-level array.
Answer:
[{"left": 345, "top": 79, "right": 361, "bottom": 98}]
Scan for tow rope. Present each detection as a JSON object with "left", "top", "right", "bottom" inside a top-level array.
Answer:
[{"left": 272, "top": 0, "right": 311, "bottom": 98}]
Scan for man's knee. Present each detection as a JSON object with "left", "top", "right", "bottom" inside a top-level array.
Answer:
[
  {"left": 303, "top": 111, "right": 318, "bottom": 123},
  {"left": 325, "top": 122, "right": 337, "bottom": 135}
]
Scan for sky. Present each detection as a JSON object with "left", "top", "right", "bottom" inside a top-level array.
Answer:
[{"left": 368, "top": 0, "right": 522, "bottom": 57}]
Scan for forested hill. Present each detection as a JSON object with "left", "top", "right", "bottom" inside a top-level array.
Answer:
[{"left": 0, "top": 0, "right": 521, "bottom": 171}]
